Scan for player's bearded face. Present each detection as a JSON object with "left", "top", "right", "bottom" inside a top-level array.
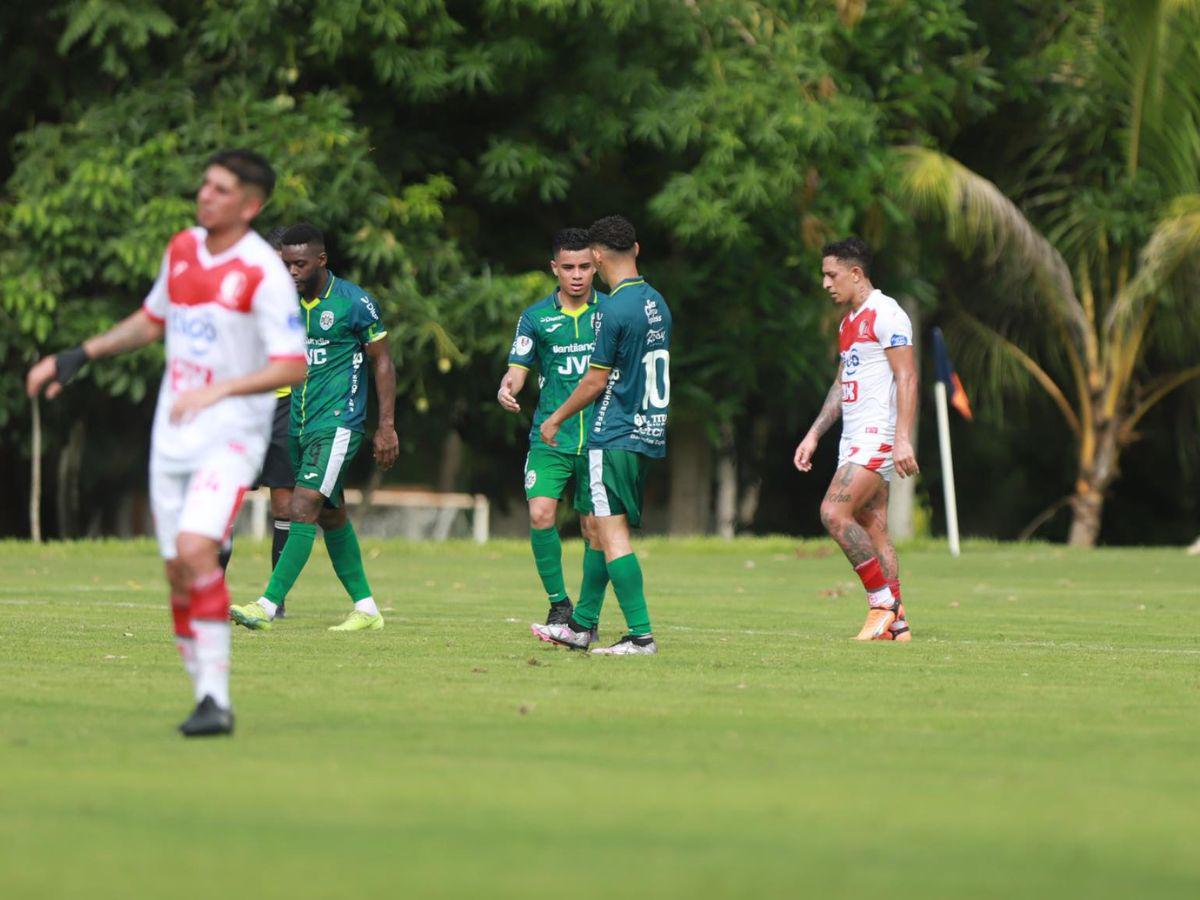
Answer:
[
  {"left": 551, "top": 249, "right": 595, "bottom": 299},
  {"left": 196, "top": 165, "right": 261, "bottom": 232},
  {"left": 282, "top": 246, "right": 326, "bottom": 297}
]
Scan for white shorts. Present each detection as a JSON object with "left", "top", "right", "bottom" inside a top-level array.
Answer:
[
  {"left": 837, "top": 433, "right": 895, "bottom": 483},
  {"left": 150, "top": 441, "right": 261, "bottom": 559}
]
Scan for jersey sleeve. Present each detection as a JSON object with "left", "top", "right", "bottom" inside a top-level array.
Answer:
[
  {"left": 589, "top": 307, "right": 623, "bottom": 369},
  {"left": 352, "top": 292, "right": 387, "bottom": 344},
  {"left": 507, "top": 313, "right": 537, "bottom": 370},
  {"left": 253, "top": 259, "right": 306, "bottom": 360},
  {"left": 876, "top": 301, "right": 914, "bottom": 350},
  {"left": 141, "top": 249, "right": 171, "bottom": 324}
]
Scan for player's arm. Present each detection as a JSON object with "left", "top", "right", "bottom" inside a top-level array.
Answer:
[
  {"left": 886, "top": 345, "right": 919, "bottom": 478},
  {"left": 794, "top": 363, "right": 843, "bottom": 472},
  {"left": 367, "top": 335, "right": 399, "bottom": 470},
  {"left": 497, "top": 365, "right": 529, "bottom": 413},
  {"left": 26, "top": 308, "right": 164, "bottom": 400},
  {"left": 170, "top": 356, "right": 307, "bottom": 424},
  {"left": 539, "top": 365, "right": 608, "bottom": 448}
]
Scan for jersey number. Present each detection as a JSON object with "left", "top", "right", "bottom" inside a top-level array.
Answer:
[{"left": 641, "top": 350, "right": 671, "bottom": 410}]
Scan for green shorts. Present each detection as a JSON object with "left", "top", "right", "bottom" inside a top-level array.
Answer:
[
  {"left": 524, "top": 448, "right": 593, "bottom": 514},
  {"left": 586, "top": 448, "right": 649, "bottom": 527},
  {"left": 290, "top": 427, "right": 363, "bottom": 508}
]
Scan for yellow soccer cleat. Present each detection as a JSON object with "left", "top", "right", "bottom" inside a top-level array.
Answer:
[
  {"left": 230, "top": 600, "right": 273, "bottom": 631},
  {"left": 328, "top": 610, "right": 384, "bottom": 632},
  {"left": 854, "top": 607, "right": 896, "bottom": 641}
]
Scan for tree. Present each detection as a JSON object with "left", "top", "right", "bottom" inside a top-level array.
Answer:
[{"left": 897, "top": 0, "right": 1200, "bottom": 545}]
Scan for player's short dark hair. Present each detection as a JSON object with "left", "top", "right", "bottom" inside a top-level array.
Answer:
[
  {"left": 588, "top": 215, "right": 637, "bottom": 253},
  {"left": 552, "top": 227, "right": 591, "bottom": 257},
  {"left": 263, "top": 226, "right": 288, "bottom": 250},
  {"left": 821, "top": 237, "right": 872, "bottom": 277},
  {"left": 206, "top": 149, "right": 276, "bottom": 199},
  {"left": 280, "top": 222, "right": 325, "bottom": 250}
]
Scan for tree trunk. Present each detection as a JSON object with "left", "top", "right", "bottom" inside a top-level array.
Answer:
[
  {"left": 736, "top": 416, "right": 770, "bottom": 530},
  {"left": 1067, "top": 422, "right": 1121, "bottom": 547},
  {"left": 667, "top": 419, "right": 712, "bottom": 535},
  {"left": 437, "top": 428, "right": 464, "bottom": 493},
  {"left": 714, "top": 422, "right": 736, "bottom": 538},
  {"left": 888, "top": 296, "right": 921, "bottom": 540},
  {"left": 30, "top": 398, "right": 42, "bottom": 543},
  {"left": 56, "top": 420, "right": 85, "bottom": 539}
]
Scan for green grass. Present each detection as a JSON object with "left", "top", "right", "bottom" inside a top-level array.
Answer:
[{"left": 1, "top": 537, "right": 1197, "bottom": 899}]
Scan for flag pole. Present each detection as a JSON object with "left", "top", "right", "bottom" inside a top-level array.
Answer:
[{"left": 933, "top": 380, "right": 961, "bottom": 557}]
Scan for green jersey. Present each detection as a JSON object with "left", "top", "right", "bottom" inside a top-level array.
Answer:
[
  {"left": 291, "top": 271, "right": 387, "bottom": 438},
  {"left": 508, "top": 288, "right": 606, "bottom": 455},
  {"left": 588, "top": 277, "right": 672, "bottom": 459}
]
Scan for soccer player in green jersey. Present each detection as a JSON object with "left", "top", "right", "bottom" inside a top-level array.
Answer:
[
  {"left": 230, "top": 223, "right": 399, "bottom": 632},
  {"left": 530, "top": 215, "right": 671, "bottom": 655},
  {"left": 497, "top": 228, "right": 610, "bottom": 633}
]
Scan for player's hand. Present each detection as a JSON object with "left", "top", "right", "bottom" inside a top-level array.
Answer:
[
  {"left": 793, "top": 434, "right": 818, "bottom": 472},
  {"left": 497, "top": 374, "right": 520, "bottom": 413},
  {"left": 170, "top": 384, "right": 227, "bottom": 423},
  {"left": 539, "top": 419, "right": 560, "bottom": 448},
  {"left": 893, "top": 438, "right": 919, "bottom": 479},
  {"left": 373, "top": 426, "right": 399, "bottom": 470},
  {"left": 26, "top": 356, "right": 61, "bottom": 399}
]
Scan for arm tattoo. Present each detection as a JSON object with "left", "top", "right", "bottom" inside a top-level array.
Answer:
[{"left": 809, "top": 376, "right": 842, "bottom": 439}]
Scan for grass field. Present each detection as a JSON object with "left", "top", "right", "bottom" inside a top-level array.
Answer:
[{"left": 1, "top": 537, "right": 1197, "bottom": 899}]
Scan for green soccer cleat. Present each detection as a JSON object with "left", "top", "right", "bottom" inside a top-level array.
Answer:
[
  {"left": 328, "top": 610, "right": 385, "bottom": 632},
  {"left": 230, "top": 600, "right": 273, "bottom": 631}
]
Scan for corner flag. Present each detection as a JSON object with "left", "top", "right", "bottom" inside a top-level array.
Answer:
[{"left": 931, "top": 327, "right": 972, "bottom": 420}]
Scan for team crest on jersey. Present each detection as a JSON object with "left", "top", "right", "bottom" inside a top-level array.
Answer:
[
  {"left": 525, "top": 469, "right": 537, "bottom": 489},
  {"left": 513, "top": 335, "right": 534, "bottom": 356},
  {"left": 218, "top": 271, "right": 248, "bottom": 308},
  {"left": 320, "top": 310, "right": 335, "bottom": 331}
]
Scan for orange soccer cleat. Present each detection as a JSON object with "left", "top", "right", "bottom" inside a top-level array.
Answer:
[
  {"left": 854, "top": 606, "right": 897, "bottom": 641},
  {"left": 874, "top": 603, "right": 911, "bottom": 641}
]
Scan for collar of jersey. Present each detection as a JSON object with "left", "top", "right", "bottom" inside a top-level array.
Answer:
[
  {"left": 609, "top": 277, "right": 645, "bottom": 298},
  {"left": 300, "top": 271, "right": 336, "bottom": 310},
  {"left": 848, "top": 289, "right": 882, "bottom": 320},
  {"left": 554, "top": 288, "right": 597, "bottom": 318}
]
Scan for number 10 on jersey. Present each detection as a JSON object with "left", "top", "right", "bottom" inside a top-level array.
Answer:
[{"left": 642, "top": 350, "right": 670, "bottom": 410}]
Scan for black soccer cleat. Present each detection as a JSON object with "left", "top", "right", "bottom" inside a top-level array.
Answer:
[
  {"left": 178, "top": 696, "right": 235, "bottom": 737},
  {"left": 545, "top": 598, "right": 574, "bottom": 626}
]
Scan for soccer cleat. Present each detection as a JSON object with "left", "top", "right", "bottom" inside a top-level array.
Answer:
[
  {"left": 875, "top": 603, "right": 912, "bottom": 642},
  {"left": 530, "top": 621, "right": 594, "bottom": 650},
  {"left": 178, "top": 696, "right": 234, "bottom": 737},
  {"left": 230, "top": 599, "right": 273, "bottom": 631},
  {"left": 545, "top": 598, "right": 574, "bottom": 626},
  {"left": 854, "top": 606, "right": 897, "bottom": 641},
  {"left": 328, "top": 610, "right": 384, "bottom": 632},
  {"left": 591, "top": 634, "right": 658, "bottom": 656}
]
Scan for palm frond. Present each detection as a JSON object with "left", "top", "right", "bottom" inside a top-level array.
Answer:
[
  {"left": 1111, "top": 195, "right": 1200, "bottom": 327},
  {"left": 893, "top": 146, "right": 1088, "bottom": 349}
]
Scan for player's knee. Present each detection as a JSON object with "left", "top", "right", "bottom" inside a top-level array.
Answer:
[
  {"left": 270, "top": 489, "right": 292, "bottom": 520},
  {"left": 175, "top": 533, "right": 218, "bottom": 579},
  {"left": 289, "top": 489, "right": 322, "bottom": 524},
  {"left": 165, "top": 559, "right": 190, "bottom": 596},
  {"left": 318, "top": 506, "right": 347, "bottom": 531},
  {"left": 528, "top": 501, "right": 556, "bottom": 530},
  {"left": 819, "top": 502, "right": 848, "bottom": 534}
]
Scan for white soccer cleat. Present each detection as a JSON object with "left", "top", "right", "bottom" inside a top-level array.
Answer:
[
  {"left": 590, "top": 634, "right": 658, "bottom": 656},
  {"left": 530, "top": 622, "right": 594, "bottom": 650}
]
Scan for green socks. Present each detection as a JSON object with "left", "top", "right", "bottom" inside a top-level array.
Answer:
[
  {"left": 571, "top": 546, "right": 610, "bottom": 628},
  {"left": 606, "top": 552, "right": 652, "bottom": 636},
  {"left": 263, "top": 522, "right": 316, "bottom": 603},
  {"left": 324, "top": 521, "right": 373, "bottom": 602},
  {"left": 530, "top": 527, "right": 568, "bottom": 603}
]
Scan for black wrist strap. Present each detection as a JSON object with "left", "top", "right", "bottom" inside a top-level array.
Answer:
[{"left": 54, "top": 345, "right": 89, "bottom": 386}]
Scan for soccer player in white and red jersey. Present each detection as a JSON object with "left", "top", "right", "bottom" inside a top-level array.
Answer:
[
  {"left": 26, "top": 150, "right": 306, "bottom": 736},
  {"left": 793, "top": 237, "right": 919, "bottom": 641}
]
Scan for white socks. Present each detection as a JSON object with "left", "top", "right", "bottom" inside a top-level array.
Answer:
[
  {"left": 257, "top": 596, "right": 278, "bottom": 618},
  {"left": 354, "top": 596, "right": 380, "bottom": 617},
  {"left": 867, "top": 586, "right": 896, "bottom": 609},
  {"left": 192, "top": 620, "right": 231, "bottom": 708}
]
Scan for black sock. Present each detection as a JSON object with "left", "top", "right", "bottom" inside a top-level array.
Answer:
[
  {"left": 272, "top": 519, "right": 290, "bottom": 570},
  {"left": 218, "top": 540, "right": 233, "bottom": 572}
]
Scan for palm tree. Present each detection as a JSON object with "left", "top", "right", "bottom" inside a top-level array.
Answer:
[{"left": 896, "top": 0, "right": 1200, "bottom": 546}]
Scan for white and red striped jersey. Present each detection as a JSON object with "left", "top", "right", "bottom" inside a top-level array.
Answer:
[
  {"left": 143, "top": 227, "right": 305, "bottom": 469},
  {"left": 837, "top": 289, "right": 913, "bottom": 442}
]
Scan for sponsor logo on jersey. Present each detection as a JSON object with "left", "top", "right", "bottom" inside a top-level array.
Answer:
[
  {"left": 646, "top": 328, "right": 666, "bottom": 346},
  {"left": 551, "top": 342, "right": 595, "bottom": 354},
  {"left": 169, "top": 308, "right": 218, "bottom": 356},
  {"left": 889, "top": 334, "right": 909, "bottom": 347},
  {"left": 513, "top": 335, "right": 534, "bottom": 356},
  {"left": 320, "top": 310, "right": 335, "bottom": 331},
  {"left": 644, "top": 299, "right": 663, "bottom": 324},
  {"left": 360, "top": 296, "right": 379, "bottom": 319},
  {"left": 544, "top": 323, "right": 565, "bottom": 333},
  {"left": 542, "top": 314, "right": 566, "bottom": 322}
]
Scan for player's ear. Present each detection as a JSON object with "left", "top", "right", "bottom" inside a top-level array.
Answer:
[
  {"left": 633, "top": 241, "right": 640, "bottom": 259},
  {"left": 318, "top": 251, "right": 328, "bottom": 267}
]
